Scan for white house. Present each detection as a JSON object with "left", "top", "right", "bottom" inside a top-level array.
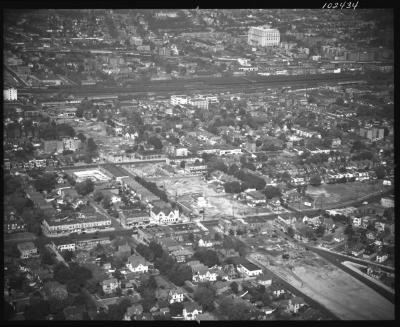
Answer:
[
  {"left": 376, "top": 253, "right": 388, "bottom": 263},
  {"left": 237, "top": 260, "right": 262, "bottom": 277},
  {"left": 183, "top": 302, "right": 203, "bottom": 320},
  {"left": 168, "top": 289, "right": 185, "bottom": 304},
  {"left": 198, "top": 238, "right": 213, "bottom": 248},
  {"left": 193, "top": 268, "right": 218, "bottom": 283},
  {"left": 126, "top": 254, "right": 149, "bottom": 273},
  {"left": 352, "top": 217, "right": 362, "bottom": 228},
  {"left": 150, "top": 204, "right": 180, "bottom": 225}
]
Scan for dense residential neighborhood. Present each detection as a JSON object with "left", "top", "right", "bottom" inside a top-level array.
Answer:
[{"left": 3, "top": 8, "right": 394, "bottom": 321}]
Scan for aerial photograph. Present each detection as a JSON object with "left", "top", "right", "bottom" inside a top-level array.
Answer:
[{"left": 3, "top": 8, "right": 394, "bottom": 321}]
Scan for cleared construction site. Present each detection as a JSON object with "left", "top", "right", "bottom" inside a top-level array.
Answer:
[{"left": 249, "top": 239, "right": 395, "bottom": 320}]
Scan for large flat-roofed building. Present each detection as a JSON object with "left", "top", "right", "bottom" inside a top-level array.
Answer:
[
  {"left": 118, "top": 208, "right": 150, "bottom": 229},
  {"left": 101, "top": 164, "right": 130, "bottom": 182},
  {"left": 248, "top": 25, "right": 280, "bottom": 47},
  {"left": 41, "top": 213, "right": 112, "bottom": 237},
  {"left": 71, "top": 169, "right": 111, "bottom": 183},
  {"left": 4, "top": 88, "right": 18, "bottom": 101}
]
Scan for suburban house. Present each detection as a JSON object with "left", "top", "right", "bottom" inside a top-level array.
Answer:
[
  {"left": 183, "top": 302, "right": 203, "bottom": 321},
  {"left": 367, "top": 266, "right": 383, "bottom": 279},
  {"left": 270, "top": 283, "right": 286, "bottom": 298},
  {"left": 17, "top": 242, "right": 38, "bottom": 259},
  {"left": 126, "top": 254, "right": 149, "bottom": 273},
  {"left": 246, "top": 190, "right": 267, "bottom": 206},
  {"left": 198, "top": 237, "right": 214, "bottom": 248},
  {"left": 376, "top": 252, "right": 389, "bottom": 263},
  {"left": 102, "top": 278, "right": 120, "bottom": 295},
  {"left": 192, "top": 267, "right": 218, "bottom": 283},
  {"left": 352, "top": 216, "right": 363, "bottom": 228},
  {"left": 124, "top": 304, "right": 144, "bottom": 320},
  {"left": 168, "top": 289, "right": 185, "bottom": 304},
  {"left": 236, "top": 259, "right": 263, "bottom": 277},
  {"left": 256, "top": 274, "right": 273, "bottom": 287},
  {"left": 170, "top": 247, "right": 194, "bottom": 263},
  {"left": 288, "top": 297, "right": 306, "bottom": 313},
  {"left": 351, "top": 244, "right": 365, "bottom": 257}
]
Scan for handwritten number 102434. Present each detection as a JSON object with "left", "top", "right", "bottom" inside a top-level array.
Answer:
[{"left": 322, "top": 1, "right": 359, "bottom": 9}]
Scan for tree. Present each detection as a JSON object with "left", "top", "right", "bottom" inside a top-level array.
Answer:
[
  {"left": 87, "top": 138, "right": 98, "bottom": 154},
  {"left": 136, "top": 243, "right": 155, "bottom": 262},
  {"left": 193, "top": 249, "right": 219, "bottom": 267},
  {"left": 168, "top": 264, "right": 193, "bottom": 286},
  {"left": 228, "top": 164, "right": 239, "bottom": 176},
  {"left": 66, "top": 280, "right": 81, "bottom": 293},
  {"left": 148, "top": 136, "right": 163, "bottom": 150},
  {"left": 264, "top": 186, "right": 281, "bottom": 199},
  {"left": 315, "top": 225, "right": 325, "bottom": 237},
  {"left": 287, "top": 226, "right": 295, "bottom": 238},
  {"left": 62, "top": 250, "right": 75, "bottom": 262},
  {"left": 169, "top": 302, "right": 184, "bottom": 316},
  {"left": 77, "top": 132, "right": 86, "bottom": 143},
  {"left": 224, "top": 181, "right": 242, "bottom": 193},
  {"left": 230, "top": 281, "right": 239, "bottom": 294},
  {"left": 344, "top": 225, "right": 355, "bottom": 239},
  {"left": 101, "top": 194, "right": 112, "bottom": 209},
  {"left": 93, "top": 190, "right": 104, "bottom": 202},
  {"left": 141, "top": 288, "right": 156, "bottom": 312},
  {"left": 34, "top": 173, "right": 57, "bottom": 192},
  {"left": 148, "top": 241, "right": 164, "bottom": 260},
  {"left": 309, "top": 175, "right": 322, "bottom": 187},
  {"left": 75, "top": 179, "right": 94, "bottom": 196},
  {"left": 218, "top": 296, "right": 252, "bottom": 320},
  {"left": 53, "top": 263, "right": 73, "bottom": 284},
  {"left": 194, "top": 285, "right": 216, "bottom": 311},
  {"left": 24, "top": 299, "right": 50, "bottom": 320},
  {"left": 374, "top": 166, "right": 386, "bottom": 179}
]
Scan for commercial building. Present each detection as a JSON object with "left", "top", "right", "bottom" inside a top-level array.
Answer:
[
  {"left": 41, "top": 214, "right": 112, "bottom": 236},
  {"left": 236, "top": 259, "right": 263, "bottom": 277},
  {"left": 4, "top": 88, "right": 17, "bottom": 101},
  {"left": 248, "top": 25, "right": 280, "bottom": 47}
]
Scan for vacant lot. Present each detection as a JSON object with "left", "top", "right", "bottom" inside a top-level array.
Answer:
[
  {"left": 292, "top": 264, "right": 394, "bottom": 320},
  {"left": 306, "top": 181, "right": 386, "bottom": 207},
  {"left": 155, "top": 176, "right": 271, "bottom": 219}
]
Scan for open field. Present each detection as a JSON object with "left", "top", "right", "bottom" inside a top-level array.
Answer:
[
  {"left": 306, "top": 181, "right": 388, "bottom": 207},
  {"left": 153, "top": 176, "right": 272, "bottom": 219},
  {"left": 250, "top": 245, "right": 395, "bottom": 320},
  {"left": 292, "top": 264, "right": 394, "bottom": 320}
]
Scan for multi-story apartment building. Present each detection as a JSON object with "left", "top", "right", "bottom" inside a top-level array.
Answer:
[{"left": 248, "top": 25, "right": 280, "bottom": 47}]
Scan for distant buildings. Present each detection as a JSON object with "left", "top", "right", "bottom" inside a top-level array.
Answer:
[
  {"left": 248, "top": 25, "right": 280, "bottom": 47},
  {"left": 4, "top": 88, "right": 17, "bottom": 101}
]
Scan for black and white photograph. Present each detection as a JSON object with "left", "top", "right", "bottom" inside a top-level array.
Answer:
[{"left": 2, "top": 5, "right": 395, "bottom": 322}]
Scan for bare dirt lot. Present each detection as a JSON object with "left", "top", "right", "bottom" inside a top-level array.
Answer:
[
  {"left": 250, "top": 246, "right": 394, "bottom": 320},
  {"left": 292, "top": 264, "right": 394, "bottom": 320},
  {"left": 152, "top": 176, "right": 272, "bottom": 219}
]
